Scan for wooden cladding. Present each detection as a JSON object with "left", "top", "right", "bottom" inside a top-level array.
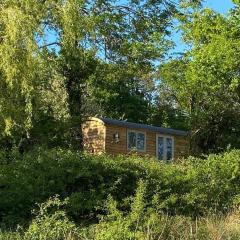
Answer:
[
  {"left": 82, "top": 118, "right": 189, "bottom": 159},
  {"left": 82, "top": 119, "right": 105, "bottom": 154}
]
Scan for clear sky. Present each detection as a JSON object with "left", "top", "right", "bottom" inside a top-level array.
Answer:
[{"left": 203, "top": 0, "right": 234, "bottom": 14}]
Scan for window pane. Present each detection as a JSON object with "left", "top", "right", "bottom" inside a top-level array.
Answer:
[
  {"left": 157, "top": 137, "right": 164, "bottom": 160},
  {"left": 166, "top": 138, "right": 173, "bottom": 160},
  {"left": 128, "top": 132, "right": 136, "bottom": 149},
  {"left": 137, "top": 133, "right": 145, "bottom": 150}
]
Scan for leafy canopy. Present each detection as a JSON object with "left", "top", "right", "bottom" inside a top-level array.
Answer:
[
  {"left": 160, "top": 3, "right": 240, "bottom": 153},
  {"left": 0, "top": 0, "right": 178, "bottom": 147}
]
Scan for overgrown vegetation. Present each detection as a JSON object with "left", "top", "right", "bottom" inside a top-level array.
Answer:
[
  {"left": 1, "top": 198, "right": 240, "bottom": 240},
  {"left": 0, "top": 149, "right": 240, "bottom": 239},
  {"left": 160, "top": 3, "right": 240, "bottom": 153},
  {"left": 1, "top": 0, "right": 240, "bottom": 154},
  {"left": 0, "top": 0, "right": 240, "bottom": 239}
]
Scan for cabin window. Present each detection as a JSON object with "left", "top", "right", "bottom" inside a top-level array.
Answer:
[
  {"left": 156, "top": 135, "right": 174, "bottom": 161},
  {"left": 127, "top": 130, "right": 146, "bottom": 152}
]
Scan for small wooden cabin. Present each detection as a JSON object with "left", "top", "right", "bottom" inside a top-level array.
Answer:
[{"left": 82, "top": 117, "right": 189, "bottom": 160}]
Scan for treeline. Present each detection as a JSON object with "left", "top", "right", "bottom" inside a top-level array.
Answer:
[{"left": 0, "top": 0, "right": 239, "bottom": 155}]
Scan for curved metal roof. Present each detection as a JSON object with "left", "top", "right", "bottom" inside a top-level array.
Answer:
[{"left": 98, "top": 117, "right": 188, "bottom": 136}]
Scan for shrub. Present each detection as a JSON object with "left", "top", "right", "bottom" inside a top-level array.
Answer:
[
  {"left": 24, "top": 196, "right": 80, "bottom": 240},
  {"left": 0, "top": 189, "right": 240, "bottom": 240},
  {"left": 93, "top": 180, "right": 148, "bottom": 240},
  {"left": 91, "top": 180, "right": 240, "bottom": 240},
  {"left": 0, "top": 231, "right": 22, "bottom": 240},
  {"left": 0, "top": 148, "right": 240, "bottom": 229},
  {"left": 184, "top": 150, "right": 240, "bottom": 213}
]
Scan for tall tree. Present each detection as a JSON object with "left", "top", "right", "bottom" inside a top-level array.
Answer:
[
  {"left": 0, "top": 0, "right": 179, "bottom": 150},
  {"left": 160, "top": 4, "right": 240, "bottom": 154},
  {"left": 0, "top": 1, "right": 69, "bottom": 150}
]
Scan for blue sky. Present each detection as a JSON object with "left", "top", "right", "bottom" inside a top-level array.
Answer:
[{"left": 203, "top": 0, "right": 234, "bottom": 14}]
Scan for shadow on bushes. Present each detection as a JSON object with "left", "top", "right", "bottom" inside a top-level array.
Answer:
[{"left": 0, "top": 148, "right": 239, "bottom": 228}]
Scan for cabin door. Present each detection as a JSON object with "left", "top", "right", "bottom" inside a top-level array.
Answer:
[{"left": 156, "top": 135, "right": 174, "bottom": 160}]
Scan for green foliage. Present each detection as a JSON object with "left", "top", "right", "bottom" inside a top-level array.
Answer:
[
  {"left": 93, "top": 180, "right": 240, "bottom": 240},
  {"left": 1, "top": 1, "right": 240, "bottom": 239},
  {"left": 93, "top": 180, "right": 147, "bottom": 240},
  {"left": 0, "top": 196, "right": 82, "bottom": 240},
  {"left": 0, "top": 1, "right": 70, "bottom": 139},
  {"left": 0, "top": 0, "right": 177, "bottom": 151},
  {"left": 24, "top": 196, "right": 80, "bottom": 240},
  {"left": 0, "top": 148, "right": 240, "bottom": 229},
  {"left": 86, "top": 62, "right": 153, "bottom": 122},
  {"left": 160, "top": 6, "right": 240, "bottom": 153},
  {"left": 1, "top": 193, "right": 240, "bottom": 240}
]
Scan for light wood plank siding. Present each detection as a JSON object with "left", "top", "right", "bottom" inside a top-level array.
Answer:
[
  {"left": 105, "top": 125, "right": 157, "bottom": 156},
  {"left": 105, "top": 125, "right": 127, "bottom": 154},
  {"left": 174, "top": 135, "right": 190, "bottom": 159},
  {"left": 82, "top": 118, "right": 190, "bottom": 159},
  {"left": 82, "top": 119, "right": 106, "bottom": 154},
  {"left": 146, "top": 131, "right": 156, "bottom": 156}
]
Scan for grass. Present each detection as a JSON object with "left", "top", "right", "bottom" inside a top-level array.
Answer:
[{"left": 0, "top": 210, "right": 240, "bottom": 239}]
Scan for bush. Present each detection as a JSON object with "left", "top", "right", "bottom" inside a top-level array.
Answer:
[
  {"left": 184, "top": 150, "right": 240, "bottom": 213},
  {"left": 0, "top": 148, "right": 240, "bottom": 229},
  {"left": 0, "top": 196, "right": 81, "bottom": 240},
  {"left": 24, "top": 196, "right": 80, "bottom": 240},
  {"left": 0, "top": 187, "right": 240, "bottom": 240},
  {"left": 82, "top": 180, "right": 240, "bottom": 240}
]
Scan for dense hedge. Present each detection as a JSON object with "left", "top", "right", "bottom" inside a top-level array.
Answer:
[{"left": 0, "top": 148, "right": 240, "bottom": 228}]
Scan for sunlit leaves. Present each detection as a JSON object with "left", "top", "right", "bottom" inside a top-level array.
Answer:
[
  {"left": 0, "top": 0, "right": 178, "bottom": 145},
  {"left": 0, "top": 0, "right": 69, "bottom": 137},
  {"left": 160, "top": 5, "right": 240, "bottom": 153}
]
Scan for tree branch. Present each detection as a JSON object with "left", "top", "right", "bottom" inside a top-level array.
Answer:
[{"left": 39, "top": 42, "right": 60, "bottom": 49}]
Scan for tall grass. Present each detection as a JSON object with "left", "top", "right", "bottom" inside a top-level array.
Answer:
[{"left": 0, "top": 190, "right": 239, "bottom": 240}]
